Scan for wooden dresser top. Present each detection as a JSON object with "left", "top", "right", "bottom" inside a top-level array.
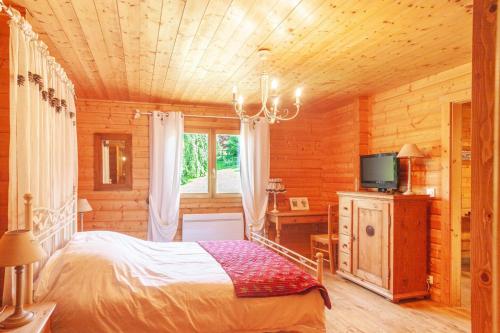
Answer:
[{"left": 337, "top": 191, "right": 429, "bottom": 201}]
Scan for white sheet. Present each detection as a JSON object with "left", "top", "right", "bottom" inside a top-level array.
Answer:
[{"left": 34, "top": 231, "right": 326, "bottom": 333}]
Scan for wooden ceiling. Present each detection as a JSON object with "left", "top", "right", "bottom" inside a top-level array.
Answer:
[{"left": 11, "top": 0, "right": 472, "bottom": 106}]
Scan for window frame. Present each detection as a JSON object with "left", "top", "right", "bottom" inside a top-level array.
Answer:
[{"left": 181, "top": 128, "right": 241, "bottom": 199}]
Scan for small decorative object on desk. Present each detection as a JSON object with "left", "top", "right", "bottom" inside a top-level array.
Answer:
[
  {"left": 289, "top": 197, "right": 309, "bottom": 210},
  {"left": 266, "top": 178, "right": 286, "bottom": 213}
]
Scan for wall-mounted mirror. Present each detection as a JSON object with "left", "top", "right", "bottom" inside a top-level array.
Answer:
[{"left": 94, "top": 133, "right": 132, "bottom": 190}]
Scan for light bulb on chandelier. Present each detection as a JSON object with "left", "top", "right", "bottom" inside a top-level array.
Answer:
[{"left": 231, "top": 48, "right": 302, "bottom": 124}]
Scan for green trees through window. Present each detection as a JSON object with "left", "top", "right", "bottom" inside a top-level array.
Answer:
[
  {"left": 216, "top": 134, "right": 239, "bottom": 170},
  {"left": 181, "top": 133, "right": 208, "bottom": 186},
  {"left": 216, "top": 134, "right": 240, "bottom": 194}
]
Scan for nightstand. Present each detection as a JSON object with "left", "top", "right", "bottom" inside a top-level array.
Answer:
[{"left": 0, "top": 302, "right": 56, "bottom": 333}]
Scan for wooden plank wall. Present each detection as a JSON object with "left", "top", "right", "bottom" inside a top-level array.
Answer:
[
  {"left": 269, "top": 109, "right": 328, "bottom": 255},
  {"left": 77, "top": 99, "right": 327, "bottom": 255},
  {"left": 0, "top": 10, "right": 9, "bottom": 306},
  {"left": 320, "top": 102, "right": 358, "bottom": 203},
  {"left": 471, "top": 0, "right": 497, "bottom": 330},
  {"left": 76, "top": 99, "right": 243, "bottom": 240},
  {"left": 368, "top": 64, "right": 471, "bottom": 302},
  {"left": 317, "top": 63, "right": 472, "bottom": 302},
  {"left": 270, "top": 110, "right": 326, "bottom": 211},
  {"left": 319, "top": 97, "right": 370, "bottom": 204}
]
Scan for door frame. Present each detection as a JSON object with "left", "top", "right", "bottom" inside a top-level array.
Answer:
[{"left": 440, "top": 90, "right": 471, "bottom": 306}]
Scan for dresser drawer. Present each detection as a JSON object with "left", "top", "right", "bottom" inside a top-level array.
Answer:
[
  {"left": 339, "top": 198, "right": 352, "bottom": 217},
  {"left": 339, "top": 216, "right": 351, "bottom": 235},
  {"left": 339, "top": 233, "right": 351, "bottom": 253},
  {"left": 338, "top": 251, "right": 351, "bottom": 273}
]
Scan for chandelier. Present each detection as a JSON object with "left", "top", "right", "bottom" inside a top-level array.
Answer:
[{"left": 231, "top": 48, "right": 302, "bottom": 124}]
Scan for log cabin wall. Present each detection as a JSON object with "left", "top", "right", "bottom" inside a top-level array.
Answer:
[
  {"left": 320, "top": 97, "right": 370, "bottom": 205},
  {"left": 270, "top": 110, "right": 326, "bottom": 211},
  {"left": 77, "top": 99, "right": 327, "bottom": 254},
  {"left": 77, "top": 99, "right": 243, "bottom": 240},
  {"left": 268, "top": 109, "right": 329, "bottom": 255},
  {"left": 368, "top": 63, "right": 471, "bottom": 303},
  {"left": 317, "top": 63, "right": 472, "bottom": 302}
]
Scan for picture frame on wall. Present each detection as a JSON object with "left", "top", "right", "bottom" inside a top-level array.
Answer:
[{"left": 289, "top": 197, "right": 309, "bottom": 211}]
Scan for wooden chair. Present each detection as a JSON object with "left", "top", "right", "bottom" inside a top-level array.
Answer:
[{"left": 310, "top": 204, "right": 339, "bottom": 273}]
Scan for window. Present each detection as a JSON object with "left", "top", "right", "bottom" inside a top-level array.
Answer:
[
  {"left": 180, "top": 132, "right": 209, "bottom": 194},
  {"left": 216, "top": 133, "right": 241, "bottom": 194},
  {"left": 181, "top": 129, "right": 240, "bottom": 197}
]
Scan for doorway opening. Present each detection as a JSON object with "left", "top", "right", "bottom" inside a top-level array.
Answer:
[{"left": 450, "top": 101, "right": 472, "bottom": 310}]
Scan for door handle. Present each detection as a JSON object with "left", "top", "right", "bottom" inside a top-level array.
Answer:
[{"left": 366, "top": 225, "right": 375, "bottom": 237}]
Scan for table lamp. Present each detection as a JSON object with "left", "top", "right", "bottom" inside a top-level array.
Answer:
[
  {"left": 266, "top": 179, "right": 286, "bottom": 213},
  {"left": 0, "top": 230, "right": 45, "bottom": 328},
  {"left": 397, "top": 143, "right": 424, "bottom": 195},
  {"left": 77, "top": 198, "right": 93, "bottom": 231}
]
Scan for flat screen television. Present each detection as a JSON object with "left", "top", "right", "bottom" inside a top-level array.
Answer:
[{"left": 360, "top": 153, "right": 399, "bottom": 191}]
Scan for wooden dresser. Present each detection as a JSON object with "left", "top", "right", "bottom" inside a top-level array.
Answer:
[{"left": 336, "top": 191, "right": 429, "bottom": 302}]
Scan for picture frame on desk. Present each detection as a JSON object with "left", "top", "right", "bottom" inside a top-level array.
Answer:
[{"left": 289, "top": 197, "right": 309, "bottom": 210}]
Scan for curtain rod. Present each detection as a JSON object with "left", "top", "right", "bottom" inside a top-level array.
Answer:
[{"left": 133, "top": 109, "right": 240, "bottom": 120}]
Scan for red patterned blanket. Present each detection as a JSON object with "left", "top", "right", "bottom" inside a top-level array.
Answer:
[{"left": 198, "top": 240, "right": 331, "bottom": 309}]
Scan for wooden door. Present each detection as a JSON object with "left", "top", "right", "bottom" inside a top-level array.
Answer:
[{"left": 352, "top": 199, "right": 390, "bottom": 289}]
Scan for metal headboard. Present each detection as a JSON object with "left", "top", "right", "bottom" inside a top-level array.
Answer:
[{"left": 23, "top": 192, "right": 77, "bottom": 304}]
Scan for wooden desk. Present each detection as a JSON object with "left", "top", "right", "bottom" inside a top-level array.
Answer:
[{"left": 266, "top": 210, "right": 328, "bottom": 244}]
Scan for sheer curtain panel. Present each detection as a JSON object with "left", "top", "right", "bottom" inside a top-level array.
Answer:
[
  {"left": 4, "top": 9, "right": 78, "bottom": 304},
  {"left": 240, "top": 119, "right": 270, "bottom": 235},
  {"left": 148, "top": 112, "right": 184, "bottom": 242}
]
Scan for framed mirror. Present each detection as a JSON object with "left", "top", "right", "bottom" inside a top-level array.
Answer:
[{"left": 94, "top": 133, "right": 133, "bottom": 190}]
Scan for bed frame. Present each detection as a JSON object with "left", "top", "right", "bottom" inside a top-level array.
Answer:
[
  {"left": 249, "top": 226, "right": 324, "bottom": 284},
  {"left": 23, "top": 192, "right": 78, "bottom": 304},
  {"left": 20, "top": 192, "right": 323, "bottom": 305}
]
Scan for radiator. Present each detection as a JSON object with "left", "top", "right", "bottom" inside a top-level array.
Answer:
[{"left": 182, "top": 213, "right": 244, "bottom": 241}]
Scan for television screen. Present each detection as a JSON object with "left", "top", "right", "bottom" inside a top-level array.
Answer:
[{"left": 360, "top": 153, "right": 399, "bottom": 190}]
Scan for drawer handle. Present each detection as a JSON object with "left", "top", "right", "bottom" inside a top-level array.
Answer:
[
  {"left": 342, "top": 244, "right": 348, "bottom": 249},
  {"left": 366, "top": 225, "right": 375, "bottom": 237},
  {"left": 343, "top": 225, "right": 348, "bottom": 229},
  {"left": 343, "top": 207, "right": 348, "bottom": 211},
  {"left": 343, "top": 261, "right": 348, "bottom": 266}
]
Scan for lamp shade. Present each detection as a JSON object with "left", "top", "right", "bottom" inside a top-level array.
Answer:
[
  {"left": 397, "top": 144, "right": 424, "bottom": 158},
  {"left": 0, "top": 230, "right": 45, "bottom": 267},
  {"left": 77, "top": 198, "right": 93, "bottom": 213}
]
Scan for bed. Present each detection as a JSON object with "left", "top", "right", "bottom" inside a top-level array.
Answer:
[{"left": 24, "top": 193, "right": 330, "bottom": 333}]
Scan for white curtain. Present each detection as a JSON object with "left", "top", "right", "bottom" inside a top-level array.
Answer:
[
  {"left": 4, "top": 9, "right": 78, "bottom": 305},
  {"left": 240, "top": 118, "right": 270, "bottom": 235},
  {"left": 148, "top": 111, "right": 184, "bottom": 242}
]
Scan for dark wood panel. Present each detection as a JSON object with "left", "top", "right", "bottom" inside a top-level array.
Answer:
[{"left": 471, "top": 0, "right": 497, "bottom": 331}]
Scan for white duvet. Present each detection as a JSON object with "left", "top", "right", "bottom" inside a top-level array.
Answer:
[{"left": 35, "top": 231, "right": 326, "bottom": 333}]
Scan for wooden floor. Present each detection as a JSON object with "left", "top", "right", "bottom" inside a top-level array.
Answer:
[{"left": 324, "top": 273, "right": 471, "bottom": 332}]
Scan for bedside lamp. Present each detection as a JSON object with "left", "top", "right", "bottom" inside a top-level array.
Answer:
[
  {"left": 397, "top": 144, "right": 424, "bottom": 195},
  {"left": 77, "top": 198, "right": 93, "bottom": 231},
  {"left": 0, "top": 230, "right": 45, "bottom": 329}
]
